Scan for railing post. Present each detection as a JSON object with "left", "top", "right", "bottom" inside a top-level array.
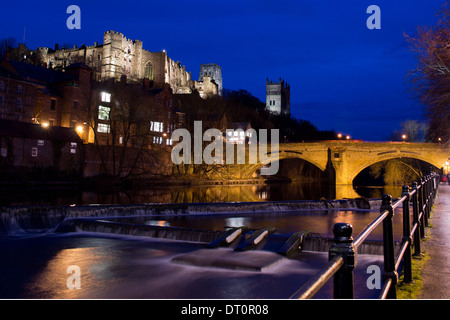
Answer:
[
  {"left": 329, "top": 223, "right": 356, "bottom": 299},
  {"left": 380, "top": 195, "right": 397, "bottom": 299},
  {"left": 418, "top": 178, "right": 426, "bottom": 238},
  {"left": 411, "top": 182, "right": 422, "bottom": 256},
  {"left": 401, "top": 186, "right": 413, "bottom": 284}
]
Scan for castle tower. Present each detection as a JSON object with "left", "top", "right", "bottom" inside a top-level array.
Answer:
[
  {"left": 266, "top": 78, "right": 290, "bottom": 115},
  {"left": 199, "top": 63, "right": 222, "bottom": 96}
]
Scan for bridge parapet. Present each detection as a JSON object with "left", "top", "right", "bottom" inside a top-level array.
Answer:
[{"left": 266, "top": 141, "right": 448, "bottom": 185}]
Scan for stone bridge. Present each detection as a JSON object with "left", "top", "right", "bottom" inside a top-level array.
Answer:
[{"left": 242, "top": 141, "right": 449, "bottom": 186}]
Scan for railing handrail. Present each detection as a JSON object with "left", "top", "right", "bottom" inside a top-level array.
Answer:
[
  {"left": 289, "top": 255, "right": 344, "bottom": 299},
  {"left": 290, "top": 171, "right": 440, "bottom": 299}
]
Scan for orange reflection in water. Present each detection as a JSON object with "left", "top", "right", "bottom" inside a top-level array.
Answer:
[{"left": 24, "top": 246, "right": 114, "bottom": 299}]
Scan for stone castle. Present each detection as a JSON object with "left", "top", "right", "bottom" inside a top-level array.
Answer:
[{"left": 36, "top": 30, "right": 222, "bottom": 97}]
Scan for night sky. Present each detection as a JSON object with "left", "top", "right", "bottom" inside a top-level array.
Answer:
[{"left": 0, "top": 0, "right": 444, "bottom": 141}]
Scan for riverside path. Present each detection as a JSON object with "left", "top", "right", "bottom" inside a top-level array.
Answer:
[{"left": 419, "top": 183, "right": 450, "bottom": 299}]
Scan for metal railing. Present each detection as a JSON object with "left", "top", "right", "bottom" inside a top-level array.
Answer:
[{"left": 290, "top": 172, "right": 440, "bottom": 299}]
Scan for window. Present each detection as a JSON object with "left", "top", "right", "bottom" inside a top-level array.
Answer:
[
  {"left": 0, "top": 95, "right": 4, "bottom": 107},
  {"left": 17, "top": 84, "right": 23, "bottom": 94},
  {"left": 73, "top": 100, "right": 79, "bottom": 109},
  {"left": 98, "top": 105, "right": 111, "bottom": 120},
  {"left": 150, "top": 121, "right": 163, "bottom": 133},
  {"left": 70, "top": 142, "right": 77, "bottom": 154},
  {"left": 0, "top": 80, "right": 4, "bottom": 91},
  {"left": 16, "top": 98, "right": 22, "bottom": 111},
  {"left": 144, "top": 61, "right": 154, "bottom": 80},
  {"left": 153, "top": 136, "right": 163, "bottom": 144},
  {"left": 97, "top": 123, "right": 110, "bottom": 133},
  {"left": 101, "top": 92, "right": 111, "bottom": 102},
  {"left": 31, "top": 147, "right": 38, "bottom": 157},
  {"left": 50, "top": 99, "right": 56, "bottom": 111},
  {"left": 49, "top": 120, "right": 54, "bottom": 126}
]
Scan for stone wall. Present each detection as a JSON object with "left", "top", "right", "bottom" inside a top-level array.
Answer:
[{"left": 37, "top": 31, "right": 216, "bottom": 97}]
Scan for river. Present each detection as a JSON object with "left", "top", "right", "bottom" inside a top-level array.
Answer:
[
  {"left": 0, "top": 181, "right": 402, "bottom": 206},
  {"left": 0, "top": 180, "right": 403, "bottom": 299}
]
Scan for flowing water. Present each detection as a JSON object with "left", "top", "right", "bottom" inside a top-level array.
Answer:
[
  {"left": 0, "top": 233, "right": 384, "bottom": 299},
  {"left": 0, "top": 181, "right": 404, "bottom": 299}
]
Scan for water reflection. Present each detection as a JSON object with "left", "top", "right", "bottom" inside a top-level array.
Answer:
[{"left": 0, "top": 181, "right": 403, "bottom": 206}]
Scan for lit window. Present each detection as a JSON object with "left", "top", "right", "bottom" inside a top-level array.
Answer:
[
  {"left": 98, "top": 106, "right": 111, "bottom": 120},
  {"left": 97, "top": 123, "right": 110, "bottom": 133},
  {"left": 144, "top": 61, "right": 154, "bottom": 80},
  {"left": 153, "top": 136, "right": 163, "bottom": 144},
  {"left": 31, "top": 147, "right": 38, "bottom": 157},
  {"left": 150, "top": 121, "right": 163, "bottom": 133},
  {"left": 101, "top": 92, "right": 111, "bottom": 102}
]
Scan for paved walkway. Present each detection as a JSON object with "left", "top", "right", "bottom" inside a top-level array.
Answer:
[{"left": 419, "top": 183, "right": 450, "bottom": 299}]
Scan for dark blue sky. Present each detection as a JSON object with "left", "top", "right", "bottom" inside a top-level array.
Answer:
[{"left": 0, "top": 0, "right": 444, "bottom": 140}]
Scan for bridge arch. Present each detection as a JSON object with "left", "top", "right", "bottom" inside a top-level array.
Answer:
[
  {"left": 243, "top": 151, "right": 327, "bottom": 179},
  {"left": 345, "top": 152, "right": 443, "bottom": 185}
]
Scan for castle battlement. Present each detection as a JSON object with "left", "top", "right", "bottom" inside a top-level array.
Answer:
[{"left": 36, "top": 30, "right": 220, "bottom": 98}]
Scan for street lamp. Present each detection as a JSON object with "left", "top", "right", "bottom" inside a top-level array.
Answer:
[{"left": 401, "top": 134, "right": 407, "bottom": 142}]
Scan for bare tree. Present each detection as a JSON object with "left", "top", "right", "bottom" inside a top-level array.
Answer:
[
  {"left": 405, "top": 2, "right": 450, "bottom": 142},
  {"left": 370, "top": 159, "right": 424, "bottom": 185},
  {"left": 88, "top": 81, "right": 172, "bottom": 179}
]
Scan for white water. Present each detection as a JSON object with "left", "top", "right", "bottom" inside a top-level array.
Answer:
[{"left": 0, "top": 232, "right": 384, "bottom": 299}]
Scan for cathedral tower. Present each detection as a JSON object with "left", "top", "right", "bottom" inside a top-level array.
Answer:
[{"left": 266, "top": 78, "right": 290, "bottom": 115}]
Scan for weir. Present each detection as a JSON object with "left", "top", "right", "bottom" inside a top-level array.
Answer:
[
  {"left": 0, "top": 196, "right": 380, "bottom": 235},
  {"left": 0, "top": 199, "right": 392, "bottom": 259}
]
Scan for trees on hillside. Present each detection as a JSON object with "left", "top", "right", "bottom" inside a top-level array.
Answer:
[
  {"left": 222, "top": 89, "right": 335, "bottom": 141},
  {"left": 406, "top": 2, "right": 450, "bottom": 142}
]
